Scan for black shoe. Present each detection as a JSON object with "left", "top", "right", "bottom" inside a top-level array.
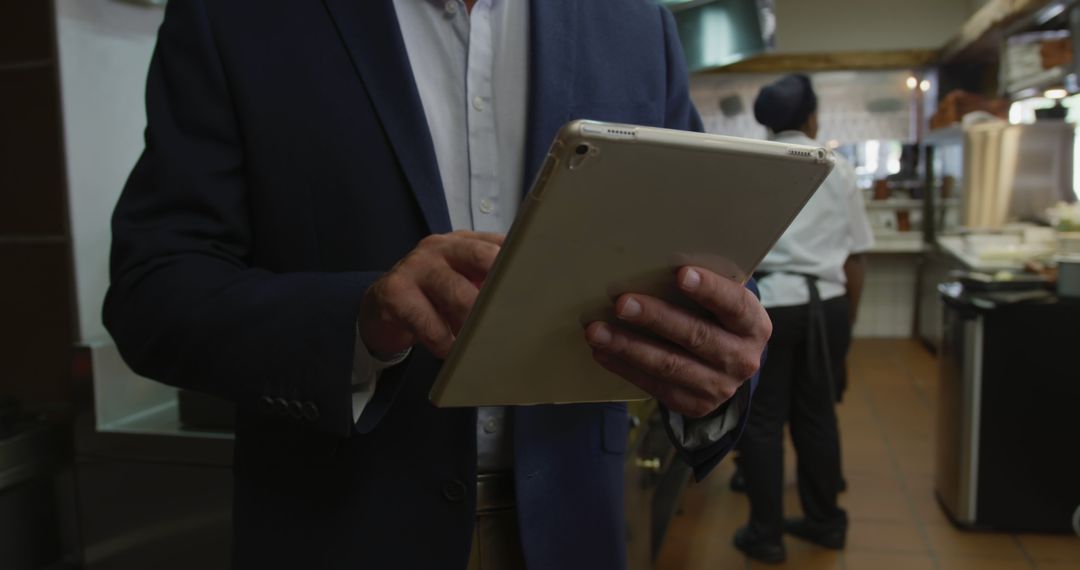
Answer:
[
  {"left": 729, "top": 468, "right": 747, "bottom": 493},
  {"left": 733, "top": 526, "right": 786, "bottom": 564},
  {"left": 783, "top": 517, "right": 846, "bottom": 550}
]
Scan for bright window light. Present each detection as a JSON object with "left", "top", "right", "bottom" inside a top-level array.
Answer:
[{"left": 865, "top": 140, "right": 880, "bottom": 175}]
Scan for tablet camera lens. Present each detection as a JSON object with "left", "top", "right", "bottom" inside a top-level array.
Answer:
[{"left": 576, "top": 144, "right": 589, "bottom": 156}]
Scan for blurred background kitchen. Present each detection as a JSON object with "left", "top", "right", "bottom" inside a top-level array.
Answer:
[{"left": 1, "top": 0, "right": 1079, "bottom": 569}]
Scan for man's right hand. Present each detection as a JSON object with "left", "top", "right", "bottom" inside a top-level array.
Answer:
[{"left": 358, "top": 231, "right": 505, "bottom": 360}]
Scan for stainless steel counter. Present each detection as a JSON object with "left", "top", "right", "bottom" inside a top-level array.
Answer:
[{"left": 936, "top": 236, "right": 1027, "bottom": 273}]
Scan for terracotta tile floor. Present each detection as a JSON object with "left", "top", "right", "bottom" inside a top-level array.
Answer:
[{"left": 656, "top": 339, "right": 1080, "bottom": 570}]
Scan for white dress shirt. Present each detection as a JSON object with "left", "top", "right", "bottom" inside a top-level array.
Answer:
[
  {"left": 757, "top": 131, "right": 875, "bottom": 308},
  {"left": 353, "top": 0, "right": 528, "bottom": 471},
  {"left": 354, "top": 0, "right": 742, "bottom": 458}
]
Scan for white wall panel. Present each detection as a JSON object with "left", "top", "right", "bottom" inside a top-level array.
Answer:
[{"left": 56, "top": 0, "right": 163, "bottom": 343}]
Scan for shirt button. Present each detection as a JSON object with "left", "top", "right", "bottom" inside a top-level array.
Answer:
[
  {"left": 479, "top": 199, "right": 494, "bottom": 214},
  {"left": 442, "top": 479, "right": 467, "bottom": 503},
  {"left": 472, "top": 95, "right": 485, "bottom": 111},
  {"left": 302, "top": 401, "right": 320, "bottom": 422},
  {"left": 444, "top": 1, "right": 458, "bottom": 15},
  {"left": 483, "top": 418, "right": 498, "bottom": 434},
  {"left": 257, "top": 396, "right": 275, "bottom": 415}
]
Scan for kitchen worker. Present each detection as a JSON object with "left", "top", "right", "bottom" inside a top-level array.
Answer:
[
  {"left": 732, "top": 74, "right": 873, "bottom": 564},
  {"left": 103, "top": 1, "right": 772, "bottom": 568}
]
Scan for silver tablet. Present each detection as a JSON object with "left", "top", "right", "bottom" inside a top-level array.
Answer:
[{"left": 430, "top": 120, "right": 834, "bottom": 407}]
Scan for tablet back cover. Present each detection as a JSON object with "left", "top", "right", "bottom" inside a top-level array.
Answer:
[{"left": 431, "top": 121, "right": 834, "bottom": 407}]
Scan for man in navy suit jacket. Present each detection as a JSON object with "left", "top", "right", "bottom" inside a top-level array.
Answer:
[{"left": 104, "top": 0, "right": 771, "bottom": 568}]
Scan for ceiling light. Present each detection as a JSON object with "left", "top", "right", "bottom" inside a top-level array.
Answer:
[
  {"left": 920, "top": 80, "right": 932, "bottom": 93},
  {"left": 1045, "top": 88, "right": 1069, "bottom": 100},
  {"left": 906, "top": 76, "right": 919, "bottom": 90}
]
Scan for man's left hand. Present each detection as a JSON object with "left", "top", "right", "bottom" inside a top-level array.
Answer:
[{"left": 584, "top": 266, "right": 772, "bottom": 418}]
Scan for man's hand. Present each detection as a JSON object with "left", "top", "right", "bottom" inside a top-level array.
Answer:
[
  {"left": 585, "top": 267, "right": 772, "bottom": 418},
  {"left": 359, "top": 231, "right": 504, "bottom": 359}
]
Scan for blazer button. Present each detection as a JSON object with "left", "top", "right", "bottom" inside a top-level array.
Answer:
[
  {"left": 257, "top": 396, "right": 275, "bottom": 415},
  {"left": 288, "top": 400, "right": 304, "bottom": 420},
  {"left": 273, "top": 398, "right": 290, "bottom": 417},
  {"left": 302, "top": 401, "right": 320, "bottom": 422},
  {"left": 442, "top": 480, "right": 467, "bottom": 503}
]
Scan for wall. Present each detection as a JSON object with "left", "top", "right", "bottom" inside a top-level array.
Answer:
[
  {"left": 853, "top": 255, "right": 920, "bottom": 338},
  {"left": 691, "top": 71, "right": 914, "bottom": 143},
  {"left": 773, "top": 0, "right": 971, "bottom": 54},
  {"left": 0, "top": 1, "right": 77, "bottom": 405},
  {"left": 55, "top": 0, "right": 163, "bottom": 344}
]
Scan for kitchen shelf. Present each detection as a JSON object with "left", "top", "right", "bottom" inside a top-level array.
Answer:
[
  {"left": 867, "top": 199, "right": 923, "bottom": 209},
  {"left": 925, "top": 125, "right": 966, "bottom": 144},
  {"left": 866, "top": 198, "right": 961, "bottom": 210},
  {"left": 940, "top": 0, "right": 1059, "bottom": 63},
  {"left": 870, "top": 230, "right": 927, "bottom": 253},
  {"left": 1006, "top": 64, "right": 1071, "bottom": 96},
  {"left": 97, "top": 400, "right": 232, "bottom": 440},
  {"left": 85, "top": 340, "right": 233, "bottom": 441},
  {"left": 869, "top": 241, "right": 927, "bottom": 254},
  {"left": 937, "top": 236, "right": 1028, "bottom": 272}
]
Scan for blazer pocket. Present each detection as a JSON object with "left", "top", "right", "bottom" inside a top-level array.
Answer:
[{"left": 601, "top": 406, "right": 630, "bottom": 455}]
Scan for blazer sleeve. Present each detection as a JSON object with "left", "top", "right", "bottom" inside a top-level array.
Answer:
[
  {"left": 103, "top": 0, "right": 369, "bottom": 438},
  {"left": 656, "top": 4, "right": 762, "bottom": 481}
]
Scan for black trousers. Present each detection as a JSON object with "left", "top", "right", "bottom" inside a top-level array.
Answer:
[{"left": 742, "top": 296, "right": 850, "bottom": 539}]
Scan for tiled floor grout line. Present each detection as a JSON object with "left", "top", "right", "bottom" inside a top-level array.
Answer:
[
  {"left": 1014, "top": 534, "right": 1039, "bottom": 570},
  {"left": 904, "top": 346, "right": 935, "bottom": 410},
  {"left": 659, "top": 341, "right": 1075, "bottom": 570},
  {"left": 851, "top": 348, "right": 941, "bottom": 570}
]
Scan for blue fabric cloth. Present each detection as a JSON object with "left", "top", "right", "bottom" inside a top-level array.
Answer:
[{"left": 103, "top": 0, "right": 758, "bottom": 568}]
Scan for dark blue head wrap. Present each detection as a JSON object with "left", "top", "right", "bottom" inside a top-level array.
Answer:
[{"left": 753, "top": 74, "right": 818, "bottom": 133}]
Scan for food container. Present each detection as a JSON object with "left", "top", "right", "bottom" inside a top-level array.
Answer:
[
  {"left": 1022, "top": 226, "right": 1057, "bottom": 245},
  {"left": 964, "top": 233, "right": 1022, "bottom": 256},
  {"left": 1059, "top": 232, "right": 1080, "bottom": 256},
  {"left": 1057, "top": 255, "right": 1080, "bottom": 297}
]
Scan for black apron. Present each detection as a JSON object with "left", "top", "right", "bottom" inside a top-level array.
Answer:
[{"left": 754, "top": 271, "right": 838, "bottom": 403}]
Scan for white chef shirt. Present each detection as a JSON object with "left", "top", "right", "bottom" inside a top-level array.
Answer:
[{"left": 756, "top": 131, "right": 875, "bottom": 308}]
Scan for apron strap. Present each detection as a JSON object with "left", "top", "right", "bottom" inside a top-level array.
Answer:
[{"left": 803, "top": 274, "right": 837, "bottom": 403}]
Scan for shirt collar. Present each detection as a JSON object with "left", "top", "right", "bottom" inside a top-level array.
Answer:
[
  {"left": 424, "top": 0, "right": 496, "bottom": 9},
  {"left": 772, "top": 130, "right": 814, "bottom": 145}
]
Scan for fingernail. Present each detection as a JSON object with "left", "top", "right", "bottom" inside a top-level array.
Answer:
[
  {"left": 618, "top": 298, "right": 642, "bottom": 319},
  {"left": 587, "top": 324, "right": 613, "bottom": 347},
  {"left": 681, "top": 268, "right": 702, "bottom": 291}
]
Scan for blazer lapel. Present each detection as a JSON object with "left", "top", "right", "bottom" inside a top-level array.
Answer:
[
  {"left": 321, "top": 0, "right": 453, "bottom": 235},
  {"left": 523, "top": 0, "right": 578, "bottom": 194}
]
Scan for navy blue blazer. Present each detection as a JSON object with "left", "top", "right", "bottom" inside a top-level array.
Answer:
[{"left": 104, "top": 0, "right": 755, "bottom": 568}]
